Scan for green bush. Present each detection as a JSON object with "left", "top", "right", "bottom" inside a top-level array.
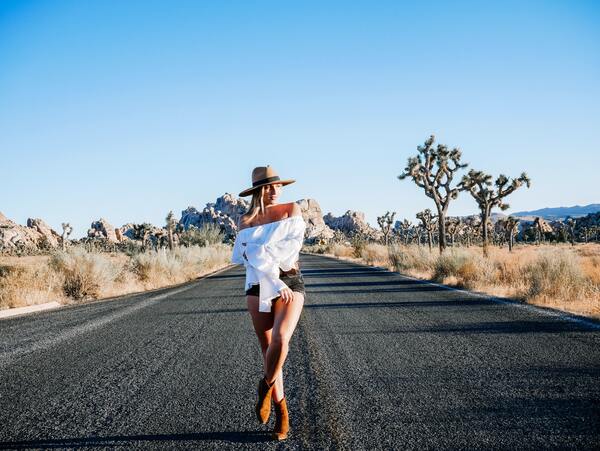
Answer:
[{"left": 179, "top": 223, "right": 224, "bottom": 247}]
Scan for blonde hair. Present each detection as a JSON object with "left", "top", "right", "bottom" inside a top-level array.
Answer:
[{"left": 243, "top": 186, "right": 267, "bottom": 222}]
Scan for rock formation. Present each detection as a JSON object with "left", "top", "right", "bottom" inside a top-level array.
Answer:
[
  {"left": 210, "top": 193, "right": 249, "bottom": 226},
  {"left": 26, "top": 218, "right": 61, "bottom": 248},
  {"left": 179, "top": 205, "right": 238, "bottom": 240},
  {"left": 0, "top": 212, "right": 61, "bottom": 251},
  {"left": 296, "top": 198, "right": 334, "bottom": 243},
  {"left": 179, "top": 194, "right": 336, "bottom": 244},
  {"left": 534, "top": 217, "right": 553, "bottom": 234},
  {"left": 87, "top": 218, "right": 119, "bottom": 243},
  {"left": 323, "top": 210, "right": 381, "bottom": 239}
]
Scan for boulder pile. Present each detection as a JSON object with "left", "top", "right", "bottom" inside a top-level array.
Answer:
[
  {"left": 87, "top": 218, "right": 119, "bottom": 243},
  {"left": 296, "top": 198, "right": 334, "bottom": 243},
  {"left": 323, "top": 210, "right": 381, "bottom": 239},
  {"left": 0, "top": 212, "right": 62, "bottom": 251}
]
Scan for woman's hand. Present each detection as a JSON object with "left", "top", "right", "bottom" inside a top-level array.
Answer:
[{"left": 278, "top": 287, "right": 295, "bottom": 304}]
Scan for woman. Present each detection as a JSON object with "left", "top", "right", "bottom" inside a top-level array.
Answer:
[{"left": 231, "top": 165, "right": 307, "bottom": 441}]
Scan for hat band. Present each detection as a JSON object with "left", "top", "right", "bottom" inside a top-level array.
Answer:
[{"left": 252, "top": 175, "right": 280, "bottom": 187}]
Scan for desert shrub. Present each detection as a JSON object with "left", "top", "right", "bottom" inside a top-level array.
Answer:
[
  {"left": 173, "top": 243, "right": 231, "bottom": 273},
  {"left": 0, "top": 263, "right": 64, "bottom": 308},
  {"left": 131, "top": 244, "right": 232, "bottom": 285},
  {"left": 328, "top": 243, "right": 354, "bottom": 258},
  {"left": 50, "top": 248, "right": 120, "bottom": 300},
  {"left": 131, "top": 248, "right": 182, "bottom": 282},
  {"left": 360, "top": 243, "right": 390, "bottom": 266},
  {"left": 302, "top": 244, "right": 327, "bottom": 254},
  {"left": 581, "top": 255, "right": 600, "bottom": 286},
  {"left": 121, "top": 240, "right": 144, "bottom": 257},
  {"left": 523, "top": 249, "right": 587, "bottom": 301},
  {"left": 433, "top": 248, "right": 494, "bottom": 289},
  {"left": 388, "top": 244, "right": 436, "bottom": 273},
  {"left": 350, "top": 234, "right": 368, "bottom": 258},
  {"left": 179, "top": 223, "right": 224, "bottom": 247}
]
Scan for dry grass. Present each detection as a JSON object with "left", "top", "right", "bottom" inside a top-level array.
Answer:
[
  {"left": 306, "top": 242, "right": 600, "bottom": 319},
  {"left": 0, "top": 257, "right": 65, "bottom": 308},
  {"left": 0, "top": 244, "right": 232, "bottom": 310},
  {"left": 132, "top": 244, "right": 232, "bottom": 288},
  {"left": 50, "top": 248, "right": 123, "bottom": 300},
  {"left": 360, "top": 243, "right": 390, "bottom": 266},
  {"left": 328, "top": 243, "right": 356, "bottom": 258}
]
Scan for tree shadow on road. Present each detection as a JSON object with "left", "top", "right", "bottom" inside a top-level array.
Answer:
[
  {"left": 207, "top": 273, "right": 245, "bottom": 280},
  {"left": 301, "top": 267, "right": 395, "bottom": 278},
  {"left": 0, "top": 430, "right": 273, "bottom": 449},
  {"left": 343, "top": 319, "right": 596, "bottom": 334}
]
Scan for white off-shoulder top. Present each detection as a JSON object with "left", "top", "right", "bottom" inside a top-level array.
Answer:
[{"left": 231, "top": 215, "right": 306, "bottom": 312}]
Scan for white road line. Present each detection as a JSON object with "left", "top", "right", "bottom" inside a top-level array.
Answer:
[{"left": 0, "top": 284, "right": 197, "bottom": 371}]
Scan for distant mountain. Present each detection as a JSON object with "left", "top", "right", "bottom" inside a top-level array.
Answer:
[{"left": 510, "top": 204, "right": 600, "bottom": 221}]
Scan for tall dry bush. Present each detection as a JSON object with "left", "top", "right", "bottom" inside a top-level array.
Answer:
[
  {"left": 50, "top": 248, "right": 122, "bottom": 300},
  {"left": 388, "top": 244, "right": 436, "bottom": 274},
  {"left": 1, "top": 244, "right": 233, "bottom": 309},
  {"left": 179, "top": 223, "right": 224, "bottom": 247},
  {"left": 522, "top": 249, "right": 588, "bottom": 303},
  {"left": 350, "top": 235, "right": 367, "bottom": 258},
  {"left": 0, "top": 262, "right": 63, "bottom": 308},
  {"left": 433, "top": 248, "right": 495, "bottom": 289},
  {"left": 360, "top": 243, "right": 390, "bottom": 266},
  {"left": 307, "top": 244, "right": 328, "bottom": 254},
  {"left": 327, "top": 243, "right": 355, "bottom": 258},
  {"left": 132, "top": 244, "right": 231, "bottom": 287}
]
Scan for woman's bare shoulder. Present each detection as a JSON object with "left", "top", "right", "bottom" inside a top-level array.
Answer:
[
  {"left": 238, "top": 214, "right": 252, "bottom": 230},
  {"left": 288, "top": 202, "right": 302, "bottom": 217}
]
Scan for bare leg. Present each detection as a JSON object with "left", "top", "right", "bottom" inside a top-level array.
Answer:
[
  {"left": 247, "top": 296, "right": 285, "bottom": 401},
  {"left": 265, "top": 292, "right": 305, "bottom": 401}
]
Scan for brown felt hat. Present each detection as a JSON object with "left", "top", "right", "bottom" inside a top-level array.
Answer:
[{"left": 239, "top": 165, "right": 296, "bottom": 197}]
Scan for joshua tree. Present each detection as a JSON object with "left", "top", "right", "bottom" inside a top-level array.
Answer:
[
  {"left": 165, "top": 211, "right": 177, "bottom": 250},
  {"left": 462, "top": 216, "right": 480, "bottom": 247},
  {"left": 445, "top": 217, "right": 461, "bottom": 247},
  {"left": 399, "top": 219, "right": 412, "bottom": 245},
  {"left": 398, "top": 135, "right": 468, "bottom": 253},
  {"left": 61, "top": 222, "right": 73, "bottom": 251},
  {"left": 504, "top": 216, "right": 520, "bottom": 252},
  {"left": 459, "top": 170, "right": 531, "bottom": 255},
  {"left": 377, "top": 211, "right": 396, "bottom": 246},
  {"left": 331, "top": 229, "right": 347, "bottom": 244},
  {"left": 416, "top": 208, "right": 437, "bottom": 252},
  {"left": 566, "top": 218, "right": 576, "bottom": 246},
  {"left": 133, "top": 223, "right": 153, "bottom": 250}
]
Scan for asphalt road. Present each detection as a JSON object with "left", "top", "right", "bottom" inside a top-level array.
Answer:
[{"left": 1, "top": 253, "right": 599, "bottom": 450}]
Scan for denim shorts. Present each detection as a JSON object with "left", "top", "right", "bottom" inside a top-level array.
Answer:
[{"left": 245, "top": 270, "right": 306, "bottom": 297}]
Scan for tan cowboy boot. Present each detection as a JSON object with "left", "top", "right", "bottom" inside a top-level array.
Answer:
[
  {"left": 255, "top": 376, "right": 275, "bottom": 424},
  {"left": 272, "top": 397, "right": 289, "bottom": 440}
]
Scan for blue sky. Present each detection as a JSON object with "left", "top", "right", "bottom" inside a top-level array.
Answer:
[{"left": 1, "top": 0, "right": 599, "bottom": 237}]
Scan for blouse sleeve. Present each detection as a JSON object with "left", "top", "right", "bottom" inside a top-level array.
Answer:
[{"left": 231, "top": 233, "right": 246, "bottom": 264}]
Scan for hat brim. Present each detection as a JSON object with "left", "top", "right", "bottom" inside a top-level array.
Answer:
[{"left": 239, "top": 179, "right": 295, "bottom": 197}]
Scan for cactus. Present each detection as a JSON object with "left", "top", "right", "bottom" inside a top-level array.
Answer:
[
  {"left": 61, "top": 222, "right": 73, "bottom": 251},
  {"left": 398, "top": 135, "right": 468, "bottom": 253},
  {"left": 459, "top": 170, "right": 531, "bottom": 255},
  {"left": 416, "top": 208, "right": 437, "bottom": 252},
  {"left": 377, "top": 211, "right": 396, "bottom": 246}
]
